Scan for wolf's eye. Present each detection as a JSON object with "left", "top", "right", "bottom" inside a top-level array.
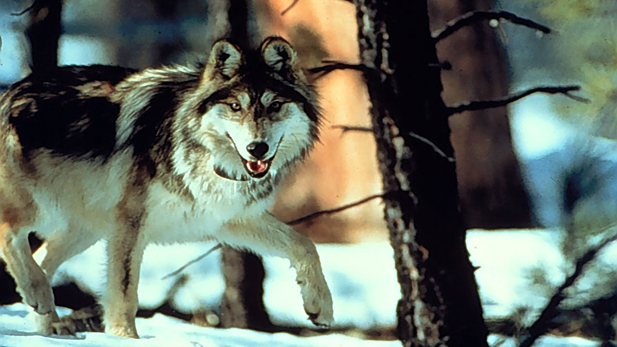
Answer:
[
  {"left": 229, "top": 102, "right": 242, "bottom": 111},
  {"left": 268, "top": 101, "right": 282, "bottom": 113}
]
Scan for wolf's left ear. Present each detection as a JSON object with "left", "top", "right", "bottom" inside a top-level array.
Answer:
[
  {"left": 206, "top": 40, "right": 244, "bottom": 80},
  {"left": 261, "top": 37, "right": 302, "bottom": 80}
]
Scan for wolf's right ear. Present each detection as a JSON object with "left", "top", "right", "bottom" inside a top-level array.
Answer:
[{"left": 204, "top": 40, "right": 244, "bottom": 80}]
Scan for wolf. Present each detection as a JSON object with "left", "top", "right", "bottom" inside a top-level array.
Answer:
[{"left": 0, "top": 37, "right": 333, "bottom": 338}]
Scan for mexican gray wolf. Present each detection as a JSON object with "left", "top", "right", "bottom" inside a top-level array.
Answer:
[{"left": 0, "top": 36, "right": 333, "bottom": 338}]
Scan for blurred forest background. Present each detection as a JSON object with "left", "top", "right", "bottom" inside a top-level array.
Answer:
[{"left": 0, "top": 0, "right": 614, "bottom": 236}]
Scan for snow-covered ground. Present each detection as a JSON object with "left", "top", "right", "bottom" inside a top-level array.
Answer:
[
  {"left": 2, "top": 230, "right": 615, "bottom": 346},
  {"left": 0, "top": 303, "right": 606, "bottom": 347},
  {"left": 0, "top": 303, "right": 399, "bottom": 347}
]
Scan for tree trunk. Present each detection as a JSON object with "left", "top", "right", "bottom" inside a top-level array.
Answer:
[
  {"left": 429, "top": 0, "right": 532, "bottom": 229},
  {"left": 220, "top": 247, "right": 272, "bottom": 330},
  {"left": 353, "top": 0, "right": 489, "bottom": 346},
  {"left": 26, "top": 0, "right": 62, "bottom": 71},
  {"left": 219, "top": 0, "right": 272, "bottom": 331}
]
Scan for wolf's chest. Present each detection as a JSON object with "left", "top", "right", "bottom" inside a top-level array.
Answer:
[{"left": 142, "top": 181, "right": 269, "bottom": 243}]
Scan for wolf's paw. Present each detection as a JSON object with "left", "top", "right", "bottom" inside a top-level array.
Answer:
[
  {"left": 36, "top": 306, "right": 104, "bottom": 336},
  {"left": 34, "top": 311, "right": 61, "bottom": 336},
  {"left": 63, "top": 306, "right": 104, "bottom": 333},
  {"left": 51, "top": 320, "right": 78, "bottom": 336},
  {"left": 299, "top": 275, "right": 334, "bottom": 329},
  {"left": 21, "top": 275, "right": 54, "bottom": 315},
  {"left": 61, "top": 306, "right": 105, "bottom": 335},
  {"left": 105, "top": 318, "right": 139, "bottom": 339}
]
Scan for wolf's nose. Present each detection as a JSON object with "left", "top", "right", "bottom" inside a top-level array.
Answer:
[{"left": 247, "top": 142, "right": 269, "bottom": 159}]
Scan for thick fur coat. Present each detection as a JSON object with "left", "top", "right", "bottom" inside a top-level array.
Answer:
[{"left": 0, "top": 37, "right": 333, "bottom": 338}]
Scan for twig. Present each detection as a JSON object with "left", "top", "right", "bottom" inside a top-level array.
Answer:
[
  {"left": 281, "top": 0, "right": 300, "bottom": 16},
  {"left": 519, "top": 229, "right": 617, "bottom": 347},
  {"left": 332, "top": 124, "right": 373, "bottom": 135},
  {"left": 11, "top": 0, "right": 38, "bottom": 16},
  {"left": 331, "top": 125, "right": 454, "bottom": 162},
  {"left": 432, "top": 10, "right": 552, "bottom": 43},
  {"left": 408, "top": 132, "right": 455, "bottom": 163},
  {"left": 287, "top": 193, "right": 385, "bottom": 225},
  {"left": 161, "top": 244, "right": 223, "bottom": 279},
  {"left": 447, "top": 85, "right": 586, "bottom": 116},
  {"left": 308, "top": 61, "right": 372, "bottom": 79}
]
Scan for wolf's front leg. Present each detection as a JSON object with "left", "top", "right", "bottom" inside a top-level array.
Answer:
[
  {"left": 222, "top": 213, "right": 333, "bottom": 328},
  {"left": 103, "top": 198, "right": 147, "bottom": 338},
  {"left": 104, "top": 229, "right": 145, "bottom": 338}
]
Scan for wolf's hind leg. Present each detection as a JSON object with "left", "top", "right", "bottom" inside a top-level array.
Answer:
[
  {"left": 33, "top": 229, "right": 100, "bottom": 281},
  {"left": 32, "top": 231, "right": 99, "bottom": 335},
  {"left": 0, "top": 214, "right": 55, "bottom": 319},
  {"left": 222, "top": 213, "right": 334, "bottom": 328}
]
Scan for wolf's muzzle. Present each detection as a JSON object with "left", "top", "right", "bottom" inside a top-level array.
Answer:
[
  {"left": 221, "top": 134, "right": 283, "bottom": 180},
  {"left": 246, "top": 141, "right": 269, "bottom": 159}
]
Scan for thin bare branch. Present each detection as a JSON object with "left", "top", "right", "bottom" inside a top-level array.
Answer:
[
  {"left": 408, "top": 132, "right": 455, "bottom": 163},
  {"left": 281, "top": 0, "right": 300, "bottom": 16},
  {"left": 308, "top": 61, "right": 372, "bottom": 79},
  {"left": 432, "top": 10, "right": 552, "bottom": 43},
  {"left": 519, "top": 228, "right": 617, "bottom": 347},
  {"left": 161, "top": 243, "right": 223, "bottom": 279},
  {"left": 287, "top": 193, "right": 385, "bottom": 225},
  {"left": 331, "top": 124, "right": 373, "bottom": 135},
  {"left": 11, "top": 1, "right": 38, "bottom": 16},
  {"left": 331, "top": 125, "right": 454, "bottom": 162},
  {"left": 447, "top": 85, "right": 585, "bottom": 116}
]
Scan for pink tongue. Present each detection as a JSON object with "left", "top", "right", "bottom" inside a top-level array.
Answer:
[{"left": 247, "top": 160, "right": 267, "bottom": 174}]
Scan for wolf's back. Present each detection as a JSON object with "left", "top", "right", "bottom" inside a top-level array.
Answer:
[{"left": 1, "top": 66, "right": 135, "bottom": 161}]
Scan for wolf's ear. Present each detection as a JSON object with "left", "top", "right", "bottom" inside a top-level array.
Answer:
[
  {"left": 261, "top": 37, "right": 301, "bottom": 80},
  {"left": 206, "top": 40, "right": 244, "bottom": 80}
]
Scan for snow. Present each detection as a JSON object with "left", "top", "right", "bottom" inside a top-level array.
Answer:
[
  {"left": 488, "top": 334, "right": 601, "bottom": 347},
  {"left": 58, "top": 35, "right": 116, "bottom": 66},
  {"left": 48, "top": 241, "right": 400, "bottom": 330},
  {"left": 508, "top": 94, "right": 576, "bottom": 160},
  {"left": 46, "top": 229, "right": 617, "bottom": 331},
  {"left": 1, "top": 232, "right": 614, "bottom": 346},
  {"left": 0, "top": 304, "right": 401, "bottom": 347}
]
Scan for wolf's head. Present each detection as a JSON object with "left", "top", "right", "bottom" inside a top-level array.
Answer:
[{"left": 176, "top": 37, "right": 320, "bottom": 183}]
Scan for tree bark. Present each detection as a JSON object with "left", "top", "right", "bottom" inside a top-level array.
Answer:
[
  {"left": 353, "top": 0, "right": 489, "bottom": 346},
  {"left": 220, "top": 247, "right": 272, "bottom": 330}
]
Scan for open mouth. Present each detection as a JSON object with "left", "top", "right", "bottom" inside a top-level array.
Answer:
[{"left": 241, "top": 158, "right": 273, "bottom": 179}]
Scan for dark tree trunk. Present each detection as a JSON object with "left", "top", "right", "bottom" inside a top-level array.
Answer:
[
  {"left": 220, "top": 247, "right": 272, "bottom": 330},
  {"left": 26, "top": 0, "right": 62, "bottom": 71},
  {"left": 149, "top": 0, "right": 186, "bottom": 65},
  {"left": 219, "top": 0, "right": 272, "bottom": 331},
  {"left": 429, "top": 0, "right": 532, "bottom": 229},
  {"left": 353, "top": 0, "right": 489, "bottom": 346}
]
